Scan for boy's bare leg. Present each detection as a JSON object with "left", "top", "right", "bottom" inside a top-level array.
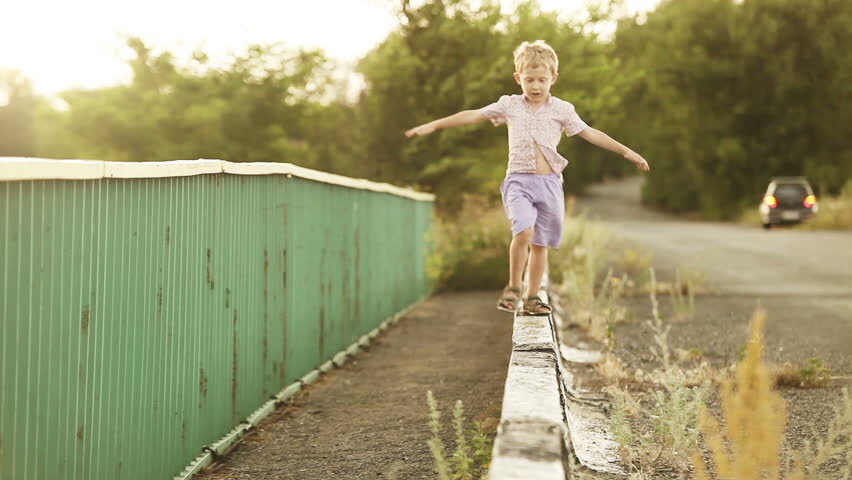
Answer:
[
  {"left": 525, "top": 244, "right": 548, "bottom": 298},
  {"left": 508, "top": 228, "right": 534, "bottom": 289}
]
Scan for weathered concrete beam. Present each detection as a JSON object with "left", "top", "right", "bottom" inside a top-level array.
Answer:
[
  {"left": 501, "top": 351, "right": 563, "bottom": 425},
  {"left": 489, "top": 345, "right": 568, "bottom": 479},
  {"left": 513, "top": 314, "right": 557, "bottom": 352},
  {"left": 489, "top": 420, "right": 568, "bottom": 479}
]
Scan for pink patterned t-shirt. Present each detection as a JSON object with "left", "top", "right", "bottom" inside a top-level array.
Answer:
[{"left": 479, "top": 94, "right": 588, "bottom": 177}]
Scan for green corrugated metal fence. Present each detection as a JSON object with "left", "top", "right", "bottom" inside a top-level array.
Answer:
[{"left": 0, "top": 166, "right": 434, "bottom": 480}]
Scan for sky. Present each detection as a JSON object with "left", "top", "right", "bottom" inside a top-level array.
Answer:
[{"left": 1, "top": 0, "right": 660, "bottom": 98}]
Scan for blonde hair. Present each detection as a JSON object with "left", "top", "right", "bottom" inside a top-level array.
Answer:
[{"left": 513, "top": 40, "right": 559, "bottom": 76}]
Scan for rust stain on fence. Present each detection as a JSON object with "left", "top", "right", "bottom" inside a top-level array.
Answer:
[
  {"left": 206, "top": 247, "right": 215, "bottom": 289},
  {"left": 81, "top": 305, "right": 90, "bottom": 334},
  {"left": 262, "top": 249, "right": 270, "bottom": 379},
  {"left": 319, "top": 298, "right": 326, "bottom": 360},
  {"left": 199, "top": 367, "right": 208, "bottom": 403},
  {"left": 282, "top": 248, "right": 288, "bottom": 288},
  {"left": 231, "top": 309, "right": 239, "bottom": 419},
  {"left": 354, "top": 228, "right": 361, "bottom": 326},
  {"left": 263, "top": 249, "right": 269, "bottom": 274},
  {"left": 157, "top": 287, "right": 163, "bottom": 315},
  {"left": 281, "top": 246, "right": 289, "bottom": 386}
]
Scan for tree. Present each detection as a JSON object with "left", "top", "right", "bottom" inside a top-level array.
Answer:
[
  {"left": 357, "top": 0, "right": 632, "bottom": 212},
  {"left": 0, "top": 69, "right": 39, "bottom": 157},
  {"left": 613, "top": 0, "right": 852, "bottom": 217}
]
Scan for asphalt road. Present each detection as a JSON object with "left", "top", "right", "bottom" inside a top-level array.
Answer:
[{"left": 578, "top": 176, "right": 852, "bottom": 298}]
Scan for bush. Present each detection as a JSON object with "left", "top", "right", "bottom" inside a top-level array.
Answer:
[
  {"left": 799, "top": 179, "right": 852, "bottom": 230},
  {"left": 426, "top": 195, "right": 511, "bottom": 291}
]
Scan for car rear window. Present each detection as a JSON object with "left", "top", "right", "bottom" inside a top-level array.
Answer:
[{"left": 775, "top": 183, "right": 808, "bottom": 199}]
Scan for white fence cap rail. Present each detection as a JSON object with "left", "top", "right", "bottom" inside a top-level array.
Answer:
[{"left": 0, "top": 157, "right": 435, "bottom": 202}]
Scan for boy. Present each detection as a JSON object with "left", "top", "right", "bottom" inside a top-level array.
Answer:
[{"left": 405, "top": 40, "right": 650, "bottom": 316}]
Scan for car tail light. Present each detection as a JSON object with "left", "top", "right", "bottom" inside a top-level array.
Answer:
[
  {"left": 764, "top": 195, "right": 778, "bottom": 208},
  {"left": 803, "top": 195, "right": 816, "bottom": 208}
]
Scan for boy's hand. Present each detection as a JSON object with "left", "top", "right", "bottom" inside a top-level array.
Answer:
[
  {"left": 405, "top": 123, "right": 437, "bottom": 138},
  {"left": 624, "top": 151, "right": 650, "bottom": 172}
]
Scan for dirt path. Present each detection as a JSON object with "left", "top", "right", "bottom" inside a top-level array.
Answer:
[{"left": 194, "top": 290, "right": 512, "bottom": 480}]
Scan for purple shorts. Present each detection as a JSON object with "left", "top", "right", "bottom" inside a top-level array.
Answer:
[{"left": 500, "top": 172, "right": 565, "bottom": 248}]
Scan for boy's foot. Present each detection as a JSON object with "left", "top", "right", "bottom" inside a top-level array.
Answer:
[
  {"left": 496, "top": 286, "right": 522, "bottom": 313},
  {"left": 520, "top": 295, "right": 552, "bottom": 316}
]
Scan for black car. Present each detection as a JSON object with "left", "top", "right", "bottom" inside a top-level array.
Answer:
[{"left": 759, "top": 177, "right": 819, "bottom": 229}]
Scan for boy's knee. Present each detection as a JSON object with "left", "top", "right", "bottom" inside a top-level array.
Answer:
[{"left": 515, "top": 227, "right": 534, "bottom": 243}]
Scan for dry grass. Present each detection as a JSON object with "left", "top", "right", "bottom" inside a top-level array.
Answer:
[
  {"left": 553, "top": 215, "right": 632, "bottom": 343},
  {"left": 798, "top": 180, "right": 852, "bottom": 230},
  {"left": 692, "top": 308, "right": 852, "bottom": 480},
  {"left": 606, "top": 383, "right": 707, "bottom": 478},
  {"left": 773, "top": 357, "right": 833, "bottom": 388},
  {"left": 615, "top": 246, "right": 654, "bottom": 287},
  {"left": 559, "top": 228, "right": 847, "bottom": 479},
  {"left": 596, "top": 351, "right": 632, "bottom": 383}
]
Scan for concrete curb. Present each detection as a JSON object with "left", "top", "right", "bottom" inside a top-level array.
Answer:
[
  {"left": 172, "top": 295, "right": 431, "bottom": 480},
  {"left": 489, "top": 284, "right": 627, "bottom": 480},
  {"left": 488, "top": 290, "right": 572, "bottom": 480}
]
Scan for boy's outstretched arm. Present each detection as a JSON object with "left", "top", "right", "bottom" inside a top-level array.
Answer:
[
  {"left": 578, "top": 127, "right": 651, "bottom": 172},
  {"left": 404, "top": 110, "right": 488, "bottom": 137}
]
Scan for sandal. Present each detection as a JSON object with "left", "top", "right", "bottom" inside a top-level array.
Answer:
[
  {"left": 521, "top": 295, "right": 552, "bottom": 316},
  {"left": 497, "top": 286, "right": 522, "bottom": 313}
]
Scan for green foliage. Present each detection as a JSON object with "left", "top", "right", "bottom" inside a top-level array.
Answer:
[
  {"left": 18, "top": 38, "right": 358, "bottom": 170},
  {"left": 0, "top": 69, "right": 39, "bottom": 156},
  {"left": 426, "top": 197, "right": 511, "bottom": 291},
  {"left": 798, "top": 357, "right": 832, "bottom": 387},
  {"left": 7, "top": 0, "right": 850, "bottom": 222},
  {"left": 650, "top": 385, "right": 705, "bottom": 456},
  {"left": 614, "top": 0, "right": 852, "bottom": 218},
  {"left": 451, "top": 400, "right": 474, "bottom": 479},
  {"left": 467, "top": 420, "right": 494, "bottom": 467},
  {"left": 796, "top": 178, "right": 852, "bottom": 230}
]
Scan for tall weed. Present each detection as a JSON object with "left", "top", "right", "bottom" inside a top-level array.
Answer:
[
  {"left": 606, "top": 383, "right": 706, "bottom": 477},
  {"left": 553, "top": 216, "right": 631, "bottom": 341},
  {"left": 670, "top": 268, "right": 696, "bottom": 322},
  {"left": 646, "top": 268, "right": 672, "bottom": 370},
  {"left": 425, "top": 391, "right": 493, "bottom": 479}
]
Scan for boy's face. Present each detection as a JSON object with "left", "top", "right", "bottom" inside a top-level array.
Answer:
[{"left": 513, "top": 65, "right": 558, "bottom": 103}]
